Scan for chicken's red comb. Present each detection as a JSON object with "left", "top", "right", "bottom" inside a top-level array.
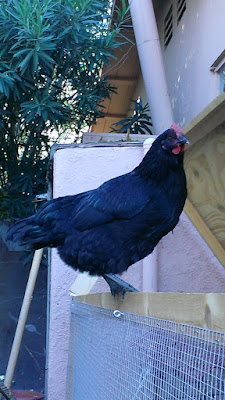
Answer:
[{"left": 170, "top": 123, "right": 183, "bottom": 136}]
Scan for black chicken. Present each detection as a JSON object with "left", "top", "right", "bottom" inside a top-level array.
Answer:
[{"left": 7, "top": 124, "right": 189, "bottom": 297}]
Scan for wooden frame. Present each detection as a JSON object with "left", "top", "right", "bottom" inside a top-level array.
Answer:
[
  {"left": 183, "top": 92, "right": 225, "bottom": 267},
  {"left": 74, "top": 292, "right": 225, "bottom": 333},
  {"left": 185, "top": 199, "right": 225, "bottom": 267}
]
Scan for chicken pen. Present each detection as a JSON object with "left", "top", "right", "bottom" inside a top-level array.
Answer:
[{"left": 66, "top": 293, "right": 225, "bottom": 400}]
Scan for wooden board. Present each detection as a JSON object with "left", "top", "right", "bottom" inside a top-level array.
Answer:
[
  {"left": 184, "top": 125, "right": 225, "bottom": 250},
  {"left": 182, "top": 93, "right": 225, "bottom": 266},
  {"left": 183, "top": 92, "right": 225, "bottom": 146},
  {"left": 74, "top": 292, "right": 225, "bottom": 333},
  {"left": 184, "top": 199, "right": 225, "bottom": 267}
]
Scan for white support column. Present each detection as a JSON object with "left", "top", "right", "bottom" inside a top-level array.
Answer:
[
  {"left": 143, "top": 137, "right": 158, "bottom": 292},
  {"left": 129, "top": 0, "right": 175, "bottom": 291},
  {"left": 129, "top": 0, "right": 174, "bottom": 134}
]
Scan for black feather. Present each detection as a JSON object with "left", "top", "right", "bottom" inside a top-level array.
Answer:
[{"left": 7, "top": 127, "right": 188, "bottom": 280}]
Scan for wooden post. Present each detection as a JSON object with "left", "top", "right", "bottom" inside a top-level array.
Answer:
[{"left": 4, "top": 249, "right": 43, "bottom": 389}]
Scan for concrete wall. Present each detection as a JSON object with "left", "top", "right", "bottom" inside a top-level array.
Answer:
[
  {"left": 155, "top": 0, "right": 225, "bottom": 125},
  {"left": 158, "top": 213, "right": 225, "bottom": 292},
  {"left": 132, "top": 0, "right": 225, "bottom": 127},
  {"left": 47, "top": 144, "right": 144, "bottom": 400},
  {"left": 47, "top": 142, "right": 225, "bottom": 400}
]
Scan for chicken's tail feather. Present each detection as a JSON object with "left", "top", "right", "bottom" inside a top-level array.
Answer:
[{"left": 7, "top": 216, "right": 61, "bottom": 250}]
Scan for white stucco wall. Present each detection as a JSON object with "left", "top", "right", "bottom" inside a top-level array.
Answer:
[
  {"left": 155, "top": 0, "right": 225, "bottom": 125},
  {"left": 47, "top": 142, "right": 225, "bottom": 400},
  {"left": 46, "top": 144, "right": 144, "bottom": 400},
  {"left": 158, "top": 213, "right": 225, "bottom": 292}
]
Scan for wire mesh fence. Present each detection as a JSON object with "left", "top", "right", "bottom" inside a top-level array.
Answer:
[{"left": 67, "top": 300, "right": 225, "bottom": 400}]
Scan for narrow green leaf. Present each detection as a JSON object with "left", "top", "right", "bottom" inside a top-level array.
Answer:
[{"left": 17, "top": 51, "right": 33, "bottom": 74}]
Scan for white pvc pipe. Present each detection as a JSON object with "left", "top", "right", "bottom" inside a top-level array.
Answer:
[
  {"left": 142, "top": 250, "right": 157, "bottom": 292},
  {"left": 129, "top": 0, "right": 174, "bottom": 134},
  {"left": 142, "top": 137, "right": 158, "bottom": 291},
  {"left": 129, "top": 0, "right": 175, "bottom": 292}
]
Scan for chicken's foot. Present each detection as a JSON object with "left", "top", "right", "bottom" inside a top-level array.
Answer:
[{"left": 103, "top": 273, "right": 139, "bottom": 299}]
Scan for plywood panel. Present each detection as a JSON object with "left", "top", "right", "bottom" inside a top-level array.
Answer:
[
  {"left": 184, "top": 125, "right": 225, "bottom": 250},
  {"left": 184, "top": 198, "right": 225, "bottom": 267}
]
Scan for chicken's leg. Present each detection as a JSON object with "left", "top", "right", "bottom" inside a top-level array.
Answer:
[{"left": 103, "top": 273, "right": 139, "bottom": 299}]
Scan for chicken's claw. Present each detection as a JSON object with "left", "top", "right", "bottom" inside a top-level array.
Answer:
[{"left": 103, "top": 273, "right": 139, "bottom": 299}]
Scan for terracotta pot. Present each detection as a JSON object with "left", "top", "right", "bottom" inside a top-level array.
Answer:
[{"left": 11, "top": 390, "right": 44, "bottom": 400}]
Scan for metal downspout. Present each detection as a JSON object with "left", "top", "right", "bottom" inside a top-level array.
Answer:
[{"left": 129, "top": 0, "right": 174, "bottom": 291}]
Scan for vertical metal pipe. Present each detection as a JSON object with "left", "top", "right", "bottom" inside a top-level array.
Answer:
[
  {"left": 143, "top": 138, "right": 158, "bottom": 291},
  {"left": 129, "top": 0, "right": 174, "bottom": 134},
  {"left": 129, "top": 0, "right": 175, "bottom": 292}
]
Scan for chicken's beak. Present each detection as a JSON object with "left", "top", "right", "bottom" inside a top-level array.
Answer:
[{"left": 177, "top": 135, "right": 189, "bottom": 145}]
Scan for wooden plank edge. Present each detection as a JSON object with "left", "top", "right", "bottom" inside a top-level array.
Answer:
[
  {"left": 184, "top": 198, "right": 225, "bottom": 268},
  {"left": 183, "top": 92, "right": 225, "bottom": 147},
  {"left": 73, "top": 292, "right": 225, "bottom": 332}
]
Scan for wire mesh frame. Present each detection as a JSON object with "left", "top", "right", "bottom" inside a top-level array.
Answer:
[{"left": 67, "top": 301, "right": 225, "bottom": 400}]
